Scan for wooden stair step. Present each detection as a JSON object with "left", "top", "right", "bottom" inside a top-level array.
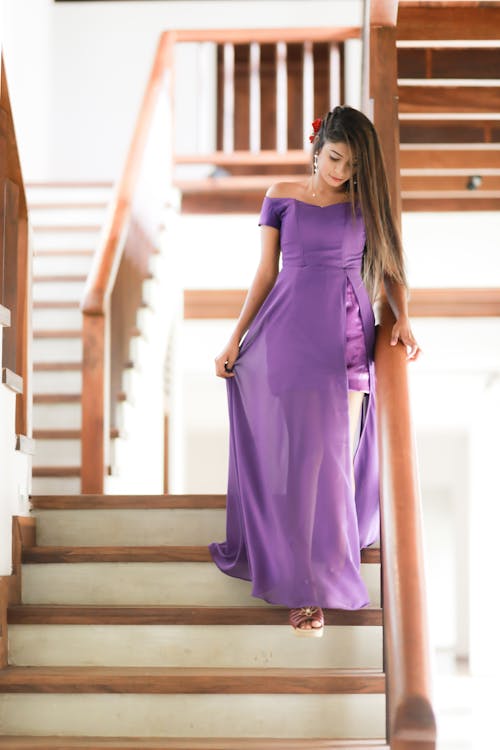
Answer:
[
  {"left": 33, "top": 428, "right": 120, "bottom": 440},
  {"left": 33, "top": 301, "right": 81, "bottom": 309},
  {"left": 0, "top": 738, "right": 389, "bottom": 749},
  {"left": 21, "top": 545, "right": 381, "bottom": 565},
  {"left": 32, "top": 225, "right": 102, "bottom": 232},
  {"left": 7, "top": 604, "right": 383, "bottom": 626},
  {"left": 29, "top": 494, "right": 229, "bottom": 509},
  {"left": 32, "top": 467, "right": 81, "bottom": 478},
  {"left": 33, "top": 330, "right": 82, "bottom": 339},
  {"left": 0, "top": 666, "right": 385, "bottom": 694},
  {"left": 34, "top": 361, "right": 82, "bottom": 371},
  {"left": 33, "top": 274, "right": 87, "bottom": 283},
  {"left": 33, "top": 393, "right": 81, "bottom": 404}
]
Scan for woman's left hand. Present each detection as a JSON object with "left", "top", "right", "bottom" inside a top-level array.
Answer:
[{"left": 390, "top": 315, "right": 421, "bottom": 361}]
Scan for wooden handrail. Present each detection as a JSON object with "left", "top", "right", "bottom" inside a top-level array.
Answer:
[
  {"left": 0, "top": 52, "right": 32, "bottom": 441},
  {"left": 369, "top": 3, "right": 437, "bottom": 747},
  {"left": 82, "top": 34, "right": 174, "bottom": 316}
]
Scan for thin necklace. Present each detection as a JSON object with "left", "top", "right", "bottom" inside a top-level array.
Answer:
[{"left": 309, "top": 176, "right": 348, "bottom": 207}]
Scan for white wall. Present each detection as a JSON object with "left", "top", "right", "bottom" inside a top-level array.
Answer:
[
  {"left": 0, "top": 327, "right": 31, "bottom": 576},
  {"left": 1, "top": 0, "right": 363, "bottom": 181}
]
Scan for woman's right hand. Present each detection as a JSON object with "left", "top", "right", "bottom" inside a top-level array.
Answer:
[{"left": 214, "top": 336, "right": 241, "bottom": 378}]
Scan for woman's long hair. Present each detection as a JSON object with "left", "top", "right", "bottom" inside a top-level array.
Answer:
[{"left": 311, "top": 105, "right": 408, "bottom": 304}]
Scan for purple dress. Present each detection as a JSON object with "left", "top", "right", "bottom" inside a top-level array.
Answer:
[{"left": 209, "top": 195, "right": 380, "bottom": 609}]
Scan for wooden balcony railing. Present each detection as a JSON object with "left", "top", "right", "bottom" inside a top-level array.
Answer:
[{"left": 0, "top": 52, "right": 32, "bottom": 444}]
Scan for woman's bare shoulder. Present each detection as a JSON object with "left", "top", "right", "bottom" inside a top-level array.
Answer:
[{"left": 265, "top": 180, "right": 309, "bottom": 200}]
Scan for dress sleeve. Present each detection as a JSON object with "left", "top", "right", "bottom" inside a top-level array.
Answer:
[{"left": 258, "top": 196, "right": 282, "bottom": 230}]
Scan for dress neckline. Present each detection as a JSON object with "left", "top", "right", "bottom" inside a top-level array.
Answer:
[{"left": 265, "top": 195, "right": 353, "bottom": 209}]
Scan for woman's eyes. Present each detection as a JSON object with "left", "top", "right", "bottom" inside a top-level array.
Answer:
[{"left": 329, "top": 156, "right": 358, "bottom": 167}]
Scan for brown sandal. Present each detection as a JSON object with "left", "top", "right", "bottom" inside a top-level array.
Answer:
[{"left": 289, "top": 606, "right": 324, "bottom": 638}]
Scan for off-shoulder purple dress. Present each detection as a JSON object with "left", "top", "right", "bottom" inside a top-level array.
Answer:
[{"left": 209, "top": 195, "right": 380, "bottom": 609}]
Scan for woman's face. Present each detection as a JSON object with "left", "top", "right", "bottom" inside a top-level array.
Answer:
[{"left": 316, "top": 140, "right": 357, "bottom": 190}]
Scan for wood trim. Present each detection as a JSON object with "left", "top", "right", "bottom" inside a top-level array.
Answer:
[
  {"left": 21, "top": 545, "right": 380, "bottom": 565},
  {"left": 1, "top": 367, "right": 23, "bottom": 394},
  {"left": 0, "top": 738, "right": 390, "bottom": 749},
  {"left": 174, "top": 28, "right": 362, "bottom": 44},
  {"left": 0, "top": 578, "right": 7, "bottom": 668},
  {"left": 174, "top": 150, "right": 310, "bottom": 166},
  {"left": 7, "top": 604, "right": 383, "bottom": 627},
  {"left": 398, "top": 85, "right": 500, "bottom": 115},
  {"left": 183, "top": 288, "right": 500, "bottom": 319},
  {"left": 0, "top": 739, "right": 389, "bottom": 750},
  {"left": 29, "top": 494, "right": 226, "bottom": 509},
  {"left": 397, "top": 6, "right": 500, "bottom": 41},
  {"left": 370, "top": 19, "right": 437, "bottom": 748},
  {"left": 0, "top": 665, "right": 385, "bottom": 694},
  {"left": 371, "top": 0, "right": 399, "bottom": 27}
]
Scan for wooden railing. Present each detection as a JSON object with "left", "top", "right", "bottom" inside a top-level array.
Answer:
[
  {"left": 80, "top": 34, "right": 175, "bottom": 492},
  {"left": 80, "top": 24, "right": 363, "bottom": 492},
  {"left": 0, "top": 52, "right": 32, "bottom": 444},
  {"left": 369, "top": 2, "right": 436, "bottom": 748}
]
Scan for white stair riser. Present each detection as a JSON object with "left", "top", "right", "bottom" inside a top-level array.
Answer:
[
  {"left": 34, "top": 508, "right": 225, "bottom": 546},
  {"left": 32, "top": 337, "right": 82, "bottom": 362},
  {"left": 30, "top": 208, "right": 107, "bottom": 225},
  {"left": 33, "top": 232, "right": 100, "bottom": 251},
  {"left": 31, "top": 477, "right": 81, "bottom": 496},
  {"left": 33, "top": 230, "right": 100, "bottom": 249},
  {"left": 9, "top": 624, "right": 383, "bottom": 669},
  {"left": 34, "top": 255, "right": 94, "bottom": 276},
  {"left": 22, "top": 563, "right": 381, "bottom": 607},
  {"left": 33, "top": 369, "right": 82, "bottom": 394},
  {"left": 33, "top": 308, "right": 82, "bottom": 331},
  {"left": 33, "top": 403, "right": 81, "bottom": 430},
  {"left": 0, "top": 693, "right": 385, "bottom": 738},
  {"left": 33, "top": 440, "right": 80, "bottom": 468},
  {"left": 33, "top": 281, "right": 86, "bottom": 303},
  {"left": 26, "top": 187, "right": 113, "bottom": 204}
]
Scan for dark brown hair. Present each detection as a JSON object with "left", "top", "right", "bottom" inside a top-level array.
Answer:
[{"left": 311, "top": 105, "right": 408, "bottom": 304}]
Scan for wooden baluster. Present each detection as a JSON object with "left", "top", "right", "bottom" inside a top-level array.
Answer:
[
  {"left": 249, "top": 42, "right": 261, "bottom": 153},
  {"left": 276, "top": 41, "right": 287, "bottom": 153},
  {"left": 223, "top": 42, "right": 235, "bottom": 153},
  {"left": 302, "top": 41, "right": 314, "bottom": 145},
  {"left": 329, "top": 42, "right": 341, "bottom": 108}
]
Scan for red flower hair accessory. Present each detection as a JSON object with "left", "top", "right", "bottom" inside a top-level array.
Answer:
[{"left": 309, "top": 117, "right": 322, "bottom": 143}]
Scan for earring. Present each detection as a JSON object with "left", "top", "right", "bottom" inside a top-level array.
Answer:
[{"left": 313, "top": 153, "right": 318, "bottom": 174}]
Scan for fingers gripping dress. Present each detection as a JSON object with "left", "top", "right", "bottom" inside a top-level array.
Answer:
[{"left": 209, "top": 195, "right": 380, "bottom": 609}]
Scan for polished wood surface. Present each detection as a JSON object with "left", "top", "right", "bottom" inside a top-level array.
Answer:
[
  {"left": 183, "top": 287, "right": 499, "bottom": 319},
  {"left": 8, "top": 604, "right": 383, "bottom": 627},
  {"left": 0, "top": 739, "right": 389, "bottom": 749},
  {"left": 0, "top": 738, "right": 389, "bottom": 750},
  {"left": 370, "top": 7, "right": 436, "bottom": 748},
  {"left": 0, "top": 665, "right": 385, "bottom": 694},
  {"left": 397, "top": 4, "right": 500, "bottom": 40},
  {"left": 21, "top": 544, "right": 381, "bottom": 565},
  {"left": 0, "top": 54, "right": 32, "bottom": 440},
  {"left": 80, "top": 32, "right": 174, "bottom": 492}
]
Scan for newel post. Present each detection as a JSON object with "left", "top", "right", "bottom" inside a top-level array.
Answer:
[{"left": 81, "top": 310, "right": 110, "bottom": 493}]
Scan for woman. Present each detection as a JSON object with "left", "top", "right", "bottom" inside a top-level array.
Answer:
[{"left": 210, "top": 105, "right": 420, "bottom": 637}]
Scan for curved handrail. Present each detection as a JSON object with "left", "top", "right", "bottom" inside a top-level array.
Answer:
[
  {"left": 81, "top": 32, "right": 175, "bottom": 316},
  {"left": 375, "top": 299, "right": 436, "bottom": 745},
  {"left": 0, "top": 52, "right": 32, "bottom": 440},
  {"left": 369, "top": 2, "right": 436, "bottom": 746}
]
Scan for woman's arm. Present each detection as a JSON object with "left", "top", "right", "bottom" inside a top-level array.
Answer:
[
  {"left": 383, "top": 274, "right": 421, "bottom": 361},
  {"left": 228, "top": 225, "right": 281, "bottom": 344},
  {"left": 214, "top": 224, "right": 280, "bottom": 378}
]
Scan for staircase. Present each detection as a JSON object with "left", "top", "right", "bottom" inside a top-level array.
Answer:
[
  {"left": 0, "top": 493, "right": 387, "bottom": 747},
  {"left": 28, "top": 183, "right": 113, "bottom": 495}
]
